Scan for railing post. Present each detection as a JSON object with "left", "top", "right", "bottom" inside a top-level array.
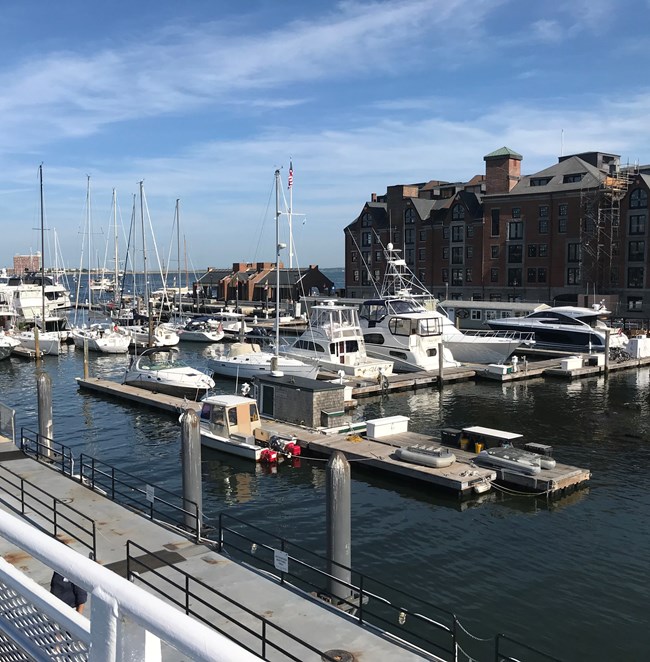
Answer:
[
  {"left": 20, "top": 478, "right": 25, "bottom": 516},
  {"left": 357, "top": 573, "right": 364, "bottom": 625},
  {"left": 111, "top": 466, "right": 116, "bottom": 500},
  {"left": 326, "top": 451, "right": 352, "bottom": 605},
  {"left": 180, "top": 408, "right": 202, "bottom": 537},
  {"left": 89, "top": 586, "right": 119, "bottom": 661},
  {"left": 53, "top": 499, "right": 58, "bottom": 539},
  {"left": 37, "top": 372, "right": 53, "bottom": 460}
]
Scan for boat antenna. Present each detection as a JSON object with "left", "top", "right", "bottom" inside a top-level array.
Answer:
[{"left": 39, "top": 163, "right": 46, "bottom": 328}]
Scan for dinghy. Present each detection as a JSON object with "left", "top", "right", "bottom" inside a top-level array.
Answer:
[{"left": 395, "top": 445, "right": 456, "bottom": 468}]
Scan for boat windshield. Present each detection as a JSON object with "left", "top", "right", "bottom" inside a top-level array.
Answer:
[{"left": 385, "top": 299, "right": 423, "bottom": 314}]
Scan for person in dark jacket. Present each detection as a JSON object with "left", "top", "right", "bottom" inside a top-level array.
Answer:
[{"left": 50, "top": 572, "right": 87, "bottom": 614}]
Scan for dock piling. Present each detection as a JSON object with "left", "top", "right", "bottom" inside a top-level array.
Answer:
[
  {"left": 83, "top": 337, "right": 89, "bottom": 380},
  {"left": 326, "top": 451, "right": 352, "bottom": 605},
  {"left": 37, "top": 371, "right": 53, "bottom": 459},
  {"left": 180, "top": 408, "right": 203, "bottom": 536}
]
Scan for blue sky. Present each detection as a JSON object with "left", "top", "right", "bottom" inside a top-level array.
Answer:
[{"left": 1, "top": 0, "right": 650, "bottom": 273}]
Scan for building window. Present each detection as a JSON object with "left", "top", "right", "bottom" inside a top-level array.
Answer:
[
  {"left": 507, "top": 268, "right": 522, "bottom": 287},
  {"left": 568, "top": 243, "right": 581, "bottom": 262},
  {"left": 491, "top": 209, "right": 500, "bottom": 236},
  {"left": 528, "top": 244, "right": 537, "bottom": 258},
  {"left": 630, "top": 214, "right": 646, "bottom": 234},
  {"left": 442, "top": 268, "right": 449, "bottom": 282},
  {"left": 362, "top": 232, "right": 372, "bottom": 247},
  {"left": 405, "top": 249, "right": 415, "bottom": 264},
  {"left": 465, "top": 269, "right": 472, "bottom": 283},
  {"left": 466, "top": 225, "right": 475, "bottom": 238},
  {"left": 538, "top": 267, "right": 547, "bottom": 283},
  {"left": 491, "top": 245, "right": 499, "bottom": 259},
  {"left": 419, "top": 230, "right": 426, "bottom": 241},
  {"left": 567, "top": 267, "right": 581, "bottom": 285},
  {"left": 558, "top": 216, "right": 567, "bottom": 233},
  {"left": 452, "top": 269, "right": 463, "bottom": 285},
  {"left": 405, "top": 208, "right": 416, "bottom": 224},
  {"left": 539, "top": 244, "right": 548, "bottom": 257},
  {"left": 393, "top": 231, "right": 400, "bottom": 244},
  {"left": 629, "top": 241, "right": 645, "bottom": 262},
  {"left": 628, "top": 267, "right": 644, "bottom": 288},
  {"left": 374, "top": 250, "right": 382, "bottom": 262},
  {"left": 611, "top": 267, "right": 619, "bottom": 285},
  {"left": 628, "top": 296, "right": 643, "bottom": 311},
  {"left": 361, "top": 212, "right": 373, "bottom": 227},
  {"left": 512, "top": 207, "right": 521, "bottom": 219},
  {"left": 538, "top": 218, "right": 549, "bottom": 234},
  {"left": 418, "top": 248, "right": 426, "bottom": 261},
  {"left": 527, "top": 268, "right": 536, "bottom": 283},
  {"left": 362, "top": 251, "right": 370, "bottom": 264},
  {"left": 490, "top": 268, "right": 498, "bottom": 283},
  {"left": 353, "top": 270, "right": 359, "bottom": 282},
  {"left": 405, "top": 228, "right": 415, "bottom": 244},
  {"left": 442, "top": 246, "right": 449, "bottom": 260},
  {"left": 374, "top": 269, "right": 381, "bottom": 282},
  {"left": 442, "top": 227, "right": 449, "bottom": 240},
  {"left": 559, "top": 203, "right": 568, "bottom": 217},
  {"left": 451, "top": 247, "right": 463, "bottom": 264},
  {"left": 508, "top": 244, "right": 523, "bottom": 263},
  {"left": 612, "top": 241, "right": 619, "bottom": 256},
  {"left": 539, "top": 205, "right": 549, "bottom": 217},
  {"left": 418, "top": 269, "right": 426, "bottom": 282},
  {"left": 452, "top": 226, "right": 464, "bottom": 242},
  {"left": 452, "top": 204, "right": 465, "bottom": 220},
  {"left": 530, "top": 177, "right": 552, "bottom": 187},
  {"left": 489, "top": 294, "right": 502, "bottom": 302},
  {"left": 563, "top": 173, "right": 584, "bottom": 183},
  {"left": 508, "top": 221, "right": 523, "bottom": 240},
  {"left": 362, "top": 270, "right": 370, "bottom": 285},
  {"left": 630, "top": 189, "right": 648, "bottom": 209},
  {"left": 466, "top": 246, "right": 474, "bottom": 259},
  {"left": 351, "top": 252, "right": 358, "bottom": 262}
]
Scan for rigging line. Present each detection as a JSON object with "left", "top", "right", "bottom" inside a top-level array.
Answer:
[
  {"left": 345, "top": 227, "right": 381, "bottom": 296},
  {"left": 250, "top": 172, "right": 277, "bottom": 265}
]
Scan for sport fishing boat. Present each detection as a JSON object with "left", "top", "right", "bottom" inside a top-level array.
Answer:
[
  {"left": 486, "top": 303, "right": 628, "bottom": 352},
  {"left": 358, "top": 244, "right": 527, "bottom": 367},
  {"left": 123, "top": 346, "right": 215, "bottom": 400}
]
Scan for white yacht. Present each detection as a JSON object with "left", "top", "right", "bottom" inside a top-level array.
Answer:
[
  {"left": 486, "top": 304, "right": 628, "bottom": 352},
  {"left": 71, "top": 323, "right": 131, "bottom": 354},
  {"left": 123, "top": 347, "right": 215, "bottom": 400},
  {"left": 178, "top": 318, "right": 225, "bottom": 343},
  {"left": 281, "top": 300, "right": 393, "bottom": 379},
  {"left": 0, "top": 332, "right": 20, "bottom": 360}
]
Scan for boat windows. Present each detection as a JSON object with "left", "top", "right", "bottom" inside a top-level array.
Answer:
[
  {"left": 389, "top": 317, "right": 414, "bottom": 337},
  {"left": 293, "top": 339, "right": 325, "bottom": 353},
  {"left": 418, "top": 318, "right": 443, "bottom": 337},
  {"left": 425, "top": 348, "right": 439, "bottom": 358},
  {"left": 363, "top": 333, "right": 385, "bottom": 345},
  {"left": 249, "top": 404, "right": 259, "bottom": 422},
  {"left": 228, "top": 408, "right": 238, "bottom": 426},
  {"left": 389, "top": 351, "right": 408, "bottom": 360}
]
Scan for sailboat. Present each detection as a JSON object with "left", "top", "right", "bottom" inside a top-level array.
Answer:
[
  {"left": 211, "top": 168, "right": 319, "bottom": 380},
  {"left": 16, "top": 165, "right": 62, "bottom": 356}
]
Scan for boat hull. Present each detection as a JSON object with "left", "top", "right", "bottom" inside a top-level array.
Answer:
[
  {"left": 199, "top": 430, "right": 263, "bottom": 460},
  {"left": 123, "top": 377, "right": 211, "bottom": 401},
  {"left": 395, "top": 446, "right": 456, "bottom": 468}
]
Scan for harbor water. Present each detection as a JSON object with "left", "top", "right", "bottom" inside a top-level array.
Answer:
[{"left": 2, "top": 280, "right": 649, "bottom": 660}]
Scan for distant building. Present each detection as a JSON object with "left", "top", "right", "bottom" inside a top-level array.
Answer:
[
  {"left": 13, "top": 253, "right": 40, "bottom": 274},
  {"left": 195, "top": 262, "right": 335, "bottom": 303},
  {"left": 344, "top": 147, "right": 649, "bottom": 317}
]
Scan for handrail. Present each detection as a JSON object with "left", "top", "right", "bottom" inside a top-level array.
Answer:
[
  {"left": 215, "top": 512, "right": 457, "bottom": 660},
  {"left": 0, "top": 463, "right": 96, "bottom": 560},
  {"left": 79, "top": 453, "right": 202, "bottom": 541},
  {"left": 20, "top": 427, "right": 75, "bottom": 477},
  {"left": 126, "top": 539, "right": 341, "bottom": 662},
  {"left": 495, "top": 633, "right": 564, "bottom": 662}
]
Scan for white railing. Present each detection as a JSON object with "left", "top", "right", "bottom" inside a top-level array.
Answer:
[{"left": 0, "top": 511, "right": 261, "bottom": 661}]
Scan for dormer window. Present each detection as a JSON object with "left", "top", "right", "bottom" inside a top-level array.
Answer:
[
  {"left": 630, "top": 188, "right": 648, "bottom": 209},
  {"left": 530, "top": 177, "right": 552, "bottom": 187},
  {"left": 452, "top": 204, "right": 465, "bottom": 220},
  {"left": 361, "top": 212, "right": 373, "bottom": 227},
  {"left": 563, "top": 173, "right": 585, "bottom": 183},
  {"left": 404, "top": 208, "right": 415, "bottom": 224}
]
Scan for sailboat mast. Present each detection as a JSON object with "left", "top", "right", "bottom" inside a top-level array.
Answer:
[
  {"left": 39, "top": 164, "right": 45, "bottom": 326},
  {"left": 288, "top": 160, "right": 294, "bottom": 269},
  {"left": 275, "top": 169, "right": 282, "bottom": 354},
  {"left": 86, "top": 176, "right": 92, "bottom": 312},
  {"left": 140, "top": 181, "right": 148, "bottom": 307},
  {"left": 113, "top": 188, "right": 119, "bottom": 297},
  {"left": 176, "top": 199, "right": 181, "bottom": 318}
]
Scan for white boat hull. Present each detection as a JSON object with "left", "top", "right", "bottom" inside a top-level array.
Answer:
[
  {"left": 17, "top": 331, "right": 61, "bottom": 356},
  {"left": 72, "top": 328, "right": 131, "bottom": 354},
  {"left": 212, "top": 352, "right": 319, "bottom": 380},
  {"left": 199, "top": 429, "right": 263, "bottom": 460}
]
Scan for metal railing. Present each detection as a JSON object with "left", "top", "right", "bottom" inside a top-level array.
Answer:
[
  {"left": 215, "top": 512, "right": 457, "bottom": 660},
  {"left": 20, "top": 428, "right": 75, "bottom": 476},
  {"left": 496, "top": 633, "right": 563, "bottom": 662},
  {"left": 0, "top": 463, "right": 96, "bottom": 560},
  {"left": 79, "top": 454, "right": 202, "bottom": 541},
  {"left": 126, "top": 539, "right": 343, "bottom": 662},
  {"left": 18, "top": 428, "right": 202, "bottom": 542}
]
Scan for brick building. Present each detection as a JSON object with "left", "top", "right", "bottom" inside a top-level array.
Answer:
[
  {"left": 12, "top": 253, "right": 41, "bottom": 274},
  {"left": 344, "top": 147, "right": 650, "bottom": 317}
]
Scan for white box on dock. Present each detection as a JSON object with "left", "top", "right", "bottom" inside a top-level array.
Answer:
[
  {"left": 560, "top": 356, "right": 583, "bottom": 371},
  {"left": 628, "top": 336, "right": 650, "bottom": 358},
  {"left": 486, "top": 364, "right": 509, "bottom": 376},
  {"left": 366, "top": 415, "right": 409, "bottom": 438}
]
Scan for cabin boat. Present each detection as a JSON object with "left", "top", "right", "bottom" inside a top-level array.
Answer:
[
  {"left": 178, "top": 318, "right": 225, "bottom": 343},
  {"left": 123, "top": 347, "right": 215, "bottom": 400},
  {"left": 199, "top": 394, "right": 279, "bottom": 462},
  {"left": 0, "top": 332, "right": 20, "bottom": 360},
  {"left": 71, "top": 324, "right": 131, "bottom": 354}
]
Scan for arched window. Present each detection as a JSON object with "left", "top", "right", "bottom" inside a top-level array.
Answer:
[
  {"left": 630, "top": 189, "right": 648, "bottom": 209},
  {"left": 452, "top": 204, "right": 465, "bottom": 220},
  {"left": 404, "top": 208, "right": 415, "bottom": 224}
]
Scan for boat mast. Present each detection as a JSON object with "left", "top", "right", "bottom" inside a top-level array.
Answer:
[
  {"left": 288, "top": 160, "right": 293, "bottom": 269},
  {"left": 176, "top": 199, "right": 181, "bottom": 320},
  {"left": 139, "top": 181, "right": 148, "bottom": 308},
  {"left": 39, "top": 164, "right": 45, "bottom": 327},
  {"left": 112, "top": 188, "right": 119, "bottom": 298},
  {"left": 275, "top": 169, "right": 283, "bottom": 358},
  {"left": 86, "top": 176, "right": 93, "bottom": 314}
]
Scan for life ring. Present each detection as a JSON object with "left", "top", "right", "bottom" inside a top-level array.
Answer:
[{"left": 457, "top": 309, "right": 470, "bottom": 319}]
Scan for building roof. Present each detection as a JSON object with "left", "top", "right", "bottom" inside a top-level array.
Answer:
[
  {"left": 484, "top": 146, "right": 523, "bottom": 161},
  {"left": 507, "top": 155, "right": 604, "bottom": 195}
]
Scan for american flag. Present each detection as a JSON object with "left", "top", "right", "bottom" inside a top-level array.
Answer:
[{"left": 288, "top": 161, "right": 293, "bottom": 189}]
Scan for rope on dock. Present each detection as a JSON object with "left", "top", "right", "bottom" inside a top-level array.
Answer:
[{"left": 488, "top": 480, "right": 555, "bottom": 498}]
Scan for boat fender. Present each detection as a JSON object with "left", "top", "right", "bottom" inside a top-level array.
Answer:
[{"left": 260, "top": 448, "right": 278, "bottom": 464}]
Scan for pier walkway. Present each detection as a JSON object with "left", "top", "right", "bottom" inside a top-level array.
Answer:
[{"left": 0, "top": 435, "right": 439, "bottom": 661}]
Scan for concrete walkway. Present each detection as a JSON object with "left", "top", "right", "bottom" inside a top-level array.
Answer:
[{"left": 0, "top": 437, "right": 440, "bottom": 661}]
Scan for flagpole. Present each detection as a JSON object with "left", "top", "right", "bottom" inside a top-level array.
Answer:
[{"left": 288, "top": 160, "right": 294, "bottom": 269}]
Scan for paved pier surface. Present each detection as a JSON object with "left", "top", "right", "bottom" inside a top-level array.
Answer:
[{"left": 0, "top": 436, "right": 436, "bottom": 661}]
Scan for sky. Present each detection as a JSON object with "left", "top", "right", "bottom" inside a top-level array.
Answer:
[{"left": 1, "top": 0, "right": 650, "bottom": 274}]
